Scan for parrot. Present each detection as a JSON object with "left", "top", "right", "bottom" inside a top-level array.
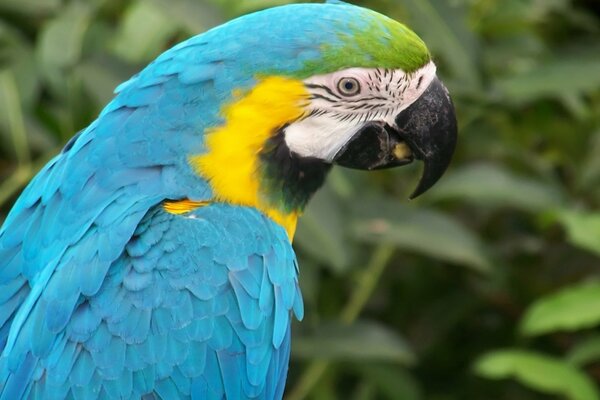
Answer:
[{"left": 0, "top": 1, "right": 457, "bottom": 399}]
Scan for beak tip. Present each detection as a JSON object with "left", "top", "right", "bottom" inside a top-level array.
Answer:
[{"left": 396, "top": 77, "right": 457, "bottom": 199}]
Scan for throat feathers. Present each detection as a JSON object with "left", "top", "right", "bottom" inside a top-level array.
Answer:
[{"left": 190, "top": 76, "right": 326, "bottom": 239}]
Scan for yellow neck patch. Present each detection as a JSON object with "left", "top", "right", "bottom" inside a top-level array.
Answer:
[{"left": 189, "top": 76, "right": 310, "bottom": 240}]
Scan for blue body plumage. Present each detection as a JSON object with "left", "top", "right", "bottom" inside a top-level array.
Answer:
[{"left": 0, "top": 2, "right": 444, "bottom": 399}]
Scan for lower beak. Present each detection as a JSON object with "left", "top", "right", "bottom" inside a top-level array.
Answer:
[{"left": 332, "top": 77, "right": 457, "bottom": 199}]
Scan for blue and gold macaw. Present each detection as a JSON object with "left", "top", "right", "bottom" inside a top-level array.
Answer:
[{"left": 0, "top": 2, "right": 456, "bottom": 399}]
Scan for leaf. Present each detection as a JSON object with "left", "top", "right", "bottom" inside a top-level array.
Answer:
[
  {"left": 354, "top": 364, "right": 422, "bottom": 400},
  {"left": 111, "top": 1, "right": 179, "bottom": 63},
  {"left": 520, "top": 280, "right": 600, "bottom": 336},
  {"left": 0, "top": 71, "right": 29, "bottom": 164},
  {"left": 577, "top": 130, "right": 600, "bottom": 190},
  {"left": 0, "top": 0, "right": 60, "bottom": 15},
  {"left": 77, "top": 58, "right": 134, "bottom": 106},
  {"left": 428, "top": 163, "right": 565, "bottom": 212},
  {"left": 295, "top": 185, "right": 350, "bottom": 272},
  {"left": 292, "top": 320, "right": 415, "bottom": 365},
  {"left": 568, "top": 336, "right": 600, "bottom": 367},
  {"left": 495, "top": 56, "right": 600, "bottom": 104},
  {"left": 401, "top": 0, "right": 480, "bottom": 89},
  {"left": 150, "top": 0, "right": 224, "bottom": 34},
  {"left": 37, "top": 3, "right": 92, "bottom": 69},
  {"left": 234, "top": 0, "right": 299, "bottom": 15},
  {"left": 554, "top": 210, "right": 600, "bottom": 257},
  {"left": 474, "top": 350, "right": 600, "bottom": 400},
  {"left": 351, "top": 198, "right": 491, "bottom": 272},
  {"left": 0, "top": 21, "right": 39, "bottom": 107}
]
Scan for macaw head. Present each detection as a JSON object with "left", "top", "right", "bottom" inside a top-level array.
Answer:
[{"left": 155, "top": 2, "right": 457, "bottom": 236}]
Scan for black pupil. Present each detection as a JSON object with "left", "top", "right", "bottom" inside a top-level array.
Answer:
[{"left": 344, "top": 80, "right": 355, "bottom": 91}]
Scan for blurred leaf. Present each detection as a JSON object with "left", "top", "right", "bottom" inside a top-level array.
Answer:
[
  {"left": 293, "top": 320, "right": 415, "bottom": 365},
  {"left": 234, "top": 0, "right": 299, "bottom": 14},
  {"left": 554, "top": 210, "right": 600, "bottom": 257},
  {"left": 354, "top": 364, "right": 422, "bottom": 400},
  {"left": 578, "top": 131, "right": 600, "bottom": 190},
  {"left": 0, "top": 22, "right": 39, "bottom": 107},
  {"left": 295, "top": 185, "right": 350, "bottom": 272},
  {"left": 520, "top": 280, "right": 600, "bottom": 336},
  {"left": 401, "top": 0, "right": 480, "bottom": 89},
  {"left": 495, "top": 56, "right": 600, "bottom": 104},
  {"left": 0, "top": 71, "right": 29, "bottom": 164},
  {"left": 474, "top": 350, "right": 600, "bottom": 400},
  {"left": 568, "top": 335, "right": 600, "bottom": 366},
  {"left": 352, "top": 198, "right": 492, "bottom": 272},
  {"left": 327, "top": 167, "right": 354, "bottom": 199},
  {"left": 112, "top": 1, "right": 179, "bottom": 63},
  {"left": 150, "top": 0, "right": 224, "bottom": 34},
  {"left": 37, "top": 3, "right": 92, "bottom": 69},
  {"left": 77, "top": 58, "right": 132, "bottom": 105},
  {"left": 0, "top": 0, "right": 60, "bottom": 15},
  {"left": 428, "top": 163, "right": 565, "bottom": 212}
]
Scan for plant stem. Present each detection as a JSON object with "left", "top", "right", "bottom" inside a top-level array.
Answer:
[{"left": 287, "top": 244, "right": 395, "bottom": 400}]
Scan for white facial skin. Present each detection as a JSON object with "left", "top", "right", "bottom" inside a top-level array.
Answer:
[{"left": 284, "top": 61, "right": 437, "bottom": 161}]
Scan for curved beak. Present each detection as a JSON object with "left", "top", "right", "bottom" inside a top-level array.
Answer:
[{"left": 333, "top": 77, "right": 457, "bottom": 199}]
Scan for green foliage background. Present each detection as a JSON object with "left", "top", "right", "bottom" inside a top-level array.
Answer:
[{"left": 1, "top": 0, "right": 600, "bottom": 398}]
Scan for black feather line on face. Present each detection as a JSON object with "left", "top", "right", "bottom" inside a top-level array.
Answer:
[
  {"left": 305, "top": 83, "right": 343, "bottom": 100},
  {"left": 310, "top": 93, "right": 339, "bottom": 103},
  {"left": 304, "top": 68, "right": 414, "bottom": 125}
]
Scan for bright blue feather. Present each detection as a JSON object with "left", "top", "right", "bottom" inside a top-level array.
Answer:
[
  {"left": 0, "top": 2, "right": 391, "bottom": 398},
  {"left": 1, "top": 205, "right": 301, "bottom": 398}
]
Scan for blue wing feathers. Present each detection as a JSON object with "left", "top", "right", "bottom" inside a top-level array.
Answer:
[{"left": 1, "top": 204, "right": 302, "bottom": 399}]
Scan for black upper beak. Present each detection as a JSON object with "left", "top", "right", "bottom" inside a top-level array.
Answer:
[{"left": 333, "top": 77, "right": 457, "bottom": 199}]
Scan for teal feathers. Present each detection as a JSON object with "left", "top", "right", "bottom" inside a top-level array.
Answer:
[{"left": 0, "top": 2, "right": 429, "bottom": 399}]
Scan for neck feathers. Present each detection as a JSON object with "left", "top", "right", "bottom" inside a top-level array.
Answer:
[
  {"left": 259, "top": 128, "right": 330, "bottom": 213},
  {"left": 191, "top": 76, "right": 328, "bottom": 239}
]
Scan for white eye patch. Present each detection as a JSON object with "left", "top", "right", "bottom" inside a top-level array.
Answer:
[{"left": 283, "top": 61, "right": 437, "bottom": 161}]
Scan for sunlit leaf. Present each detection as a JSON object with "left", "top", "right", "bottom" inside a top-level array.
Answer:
[
  {"left": 521, "top": 281, "right": 600, "bottom": 336},
  {"left": 474, "top": 350, "right": 600, "bottom": 400},
  {"left": 554, "top": 210, "right": 600, "bottom": 257},
  {"left": 293, "top": 320, "right": 415, "bottom": 365},
  {"left": 428, "top": 163, "right": 565, "bottom": 211},
  {"left": 351, "top": 198, "right": 492, "bottom": 272}
]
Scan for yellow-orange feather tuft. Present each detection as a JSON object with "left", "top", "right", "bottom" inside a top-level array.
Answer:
[{"left": 189, "top": 76, "right": 310, "bottom": 239}]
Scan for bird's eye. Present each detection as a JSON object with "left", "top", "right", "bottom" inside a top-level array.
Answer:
[{"left": 337, "top": 77, "right": 361, "bottom": 96}]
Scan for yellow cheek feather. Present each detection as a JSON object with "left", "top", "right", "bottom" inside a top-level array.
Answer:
[{"left": 189, "top": 76, "right": 310, "bottom": 240}]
